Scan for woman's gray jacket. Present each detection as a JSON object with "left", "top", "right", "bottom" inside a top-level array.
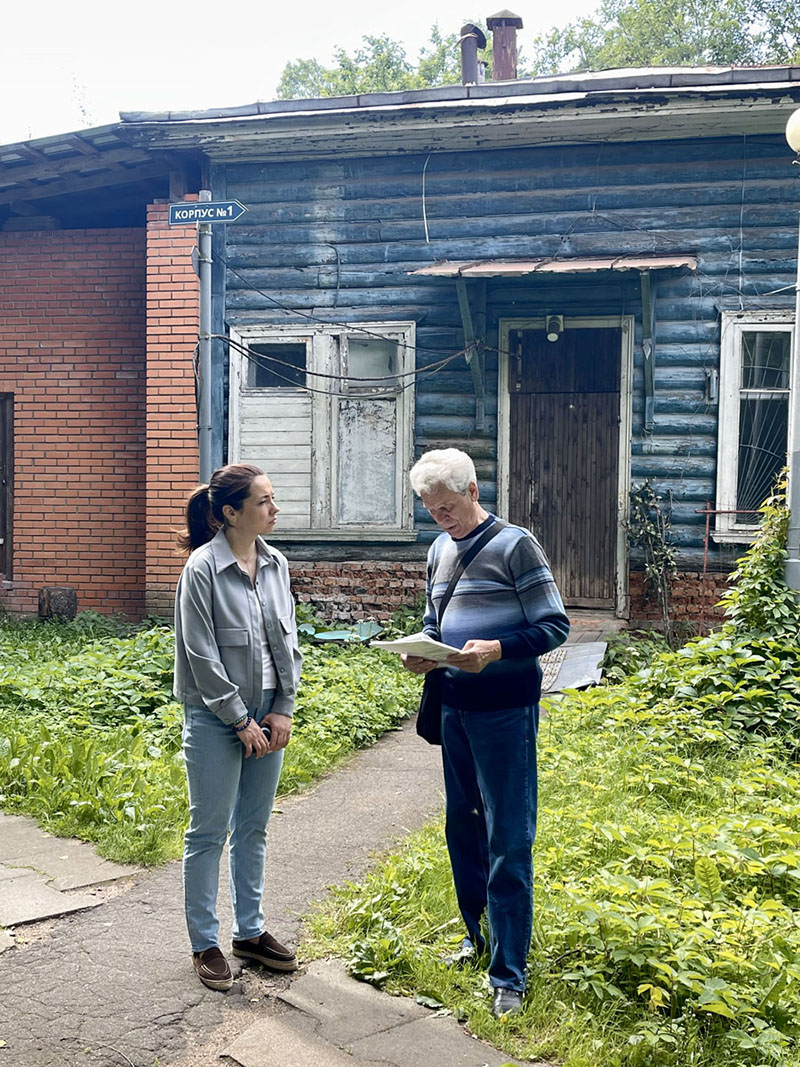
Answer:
[{"left": 173, "top": 529, "right": 302, "bottom": 723}]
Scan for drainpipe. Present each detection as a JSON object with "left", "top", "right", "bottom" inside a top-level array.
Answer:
[
  {"left": 460, "top": 23, "right": 487, "bottom": 85},
  {"left": 784, "top": 110, "right": 800, "bottom": 595},
  {"left": 487, "top": 10, "right": 523, "bottom": 81},
  {"left": 785, "top": 203, "right": 800, "bottom": 593}
]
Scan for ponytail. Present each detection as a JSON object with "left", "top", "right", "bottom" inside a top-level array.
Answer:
[{"left": 177, "top": 485, "right": 220, "bottom": 552}]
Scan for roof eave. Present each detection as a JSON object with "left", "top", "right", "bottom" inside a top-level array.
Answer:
[{"left": 119, "top": 84, "right": 800, "bottom": 160}]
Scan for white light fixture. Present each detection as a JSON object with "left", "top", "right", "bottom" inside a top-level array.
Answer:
[
  {"left": 787, "top": 108, "right": 800, "bottom": 153},
  {"left": 545, "top": 314, "right": 564, "bottom": 342}
]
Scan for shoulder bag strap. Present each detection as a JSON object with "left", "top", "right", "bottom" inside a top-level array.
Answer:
[{"left": 435, "top": 520, "right": 507, "bottom": 628}]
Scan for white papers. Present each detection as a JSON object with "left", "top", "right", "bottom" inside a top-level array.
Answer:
[{"left": 371, "top": 631, "right": 460, "bottom": 663}]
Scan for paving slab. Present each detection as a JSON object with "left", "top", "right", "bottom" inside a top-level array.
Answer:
[
  {"left": 279, "top": 958, "right": 428, "bottom": 1045},
  {"left": 0, "top": 869, "right": 104, "bottom": 926},
  {"left": 0, "top": 811, "right": 140, "bottom": 891},
  {"left": 226, "top": 960, "right": 523, "bottom": 1067},
  {"left": 551, "top": 641, "right": 606, "bottom": 692},
  {"left": 223, "top": 1010, "right": 384, "bottom": 1067},
  {"left": 350, "top": 1014, "right": 523, "bottom": 1067}
]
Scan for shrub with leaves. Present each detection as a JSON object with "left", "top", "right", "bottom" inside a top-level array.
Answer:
[{"left": 627, "top": 482, "right": 678, "bottom": 645}]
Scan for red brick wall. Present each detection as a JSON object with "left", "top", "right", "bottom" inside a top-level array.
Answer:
[
  {"left": 0, "top": 229, "right": 146, "bottom": 617},
  {"left": 288, "top": 562, "right": 733, "bottom": 632},
  {"left": 144, "top": 203, "right": 199, "bottom": 618},
  {"left": 289, "top": 560, "right": 427, "bottom": 622},
  {"left": 629, "top": 570, "right": 731, "bottom": 634}
]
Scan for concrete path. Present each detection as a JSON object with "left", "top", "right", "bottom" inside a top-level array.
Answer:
[
  {"left": 0, "top": 721, "right": 525, "bottom": 1067},
  {"left": 0, "top": 642, "right": 601, "bottom": 1067}
]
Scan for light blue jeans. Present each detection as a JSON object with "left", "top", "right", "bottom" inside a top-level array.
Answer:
[{"left": 182, "top": 690, "right": 284, "bottom": 952}]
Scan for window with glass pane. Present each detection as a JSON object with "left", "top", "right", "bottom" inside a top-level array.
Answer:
[
  {"left": 736, "top": 331, "right": 790, "bottom": 522},
  {"left": 249, "top": 342, "right": 306, "bottom": 388},
  {"left": 346, "top": 337, "right": 397, "bottom": 392}
]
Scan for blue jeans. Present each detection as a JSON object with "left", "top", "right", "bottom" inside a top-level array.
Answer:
[
  {"left": 441, "top": 702, "right": 538, "bottom": 992},
  {"left": 182, "top": 691, "right": 284, "bottom": 952}
]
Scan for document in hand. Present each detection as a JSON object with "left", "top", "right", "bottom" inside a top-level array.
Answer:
[{"left": 371, "top": 631, "right": 461, "bottom": 663}]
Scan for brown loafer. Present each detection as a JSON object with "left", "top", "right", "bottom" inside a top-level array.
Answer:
[
  {"left": 232, "top": 930, "right": 298, "bottom": 972},
  {"left": 193, "top": 946, "right": 233, "bottom": 990}
]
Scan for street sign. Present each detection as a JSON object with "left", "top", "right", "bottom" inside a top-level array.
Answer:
[{"left": 168, "top": 200, "right": 248, "bottom": 226}]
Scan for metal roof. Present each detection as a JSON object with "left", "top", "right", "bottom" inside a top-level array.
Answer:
[
  {"left": 118, "top": 65, "right": 800, "bottom": 161},
  {"left": 411, "top": 255, "right": 699, "bottom": 277},
  {"left": 120, "top": 65, "right": 800, "bottom": 124},
  {"left": 0, "top": 123, "right": 173, "bottom": 228}
]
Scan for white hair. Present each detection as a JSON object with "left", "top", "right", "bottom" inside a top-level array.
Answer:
[{"left": 409, "top": 448, "right": 477, "bottom": 497}]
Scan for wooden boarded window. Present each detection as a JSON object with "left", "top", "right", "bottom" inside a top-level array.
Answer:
[
  {"left": 229, "top": 324, "right": 415, "bottom": 538},
  {"left": 0, "top": 394, "right": 12, "bottom": 577}
]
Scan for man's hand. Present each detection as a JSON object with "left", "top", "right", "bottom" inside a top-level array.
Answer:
[
  {"left": 446, "top": 639, "right": 502, "bottom": 674},
  {"left": 401, "top": 653, "right": 439, "bottom": 676}
]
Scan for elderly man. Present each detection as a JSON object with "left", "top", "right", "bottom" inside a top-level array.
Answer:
[{"left": 404, "top": 448, "right": 569, "bottom": 1017}]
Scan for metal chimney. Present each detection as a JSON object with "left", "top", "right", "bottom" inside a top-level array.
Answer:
[
  {"left": 487, "top": 9, "right": 523, "bottom": 81},
  {"left": 460, "top": 23, "right": 487, "bottom": 85}
]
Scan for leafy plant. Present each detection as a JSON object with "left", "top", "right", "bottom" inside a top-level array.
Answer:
[
  {"left": 627, "top": 482, "right": 678, "bottom": 646},
  {"left": 0, "top": 620, "right": 421, "bottom": 865}
]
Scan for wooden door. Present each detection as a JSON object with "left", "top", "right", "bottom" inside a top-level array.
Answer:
[{"left": 508, "top": 327, "right": 620, "bottom": 608}]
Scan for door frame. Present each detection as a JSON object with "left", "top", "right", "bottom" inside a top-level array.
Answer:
[{"left": 497, "top": 315, "right": 633, "bottom": 618}]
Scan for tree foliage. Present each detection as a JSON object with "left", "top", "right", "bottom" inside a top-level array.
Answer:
[
  {"left": 277, "top": 27, "right": 456, "bottom": 99},
  {"left": 276, "top": 24, "right": 488, "bottom": 99},
  {"left": 275, "top": 2, "right": 800, "bottom": 100},
  {"left": 530, "top": 0, "right": 800, "bottom": 76}
]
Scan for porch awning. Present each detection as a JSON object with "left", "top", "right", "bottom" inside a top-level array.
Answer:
[{"left": 409, "top": 254, "right": 697, "bottom": 277}]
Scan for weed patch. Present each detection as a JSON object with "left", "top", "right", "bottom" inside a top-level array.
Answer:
[{"left": 0, "top": 624, "right": 419, "bottom": 865}]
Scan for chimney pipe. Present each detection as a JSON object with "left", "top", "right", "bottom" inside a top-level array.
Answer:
[
  {"left": 487, "top": 9, "right": 523, "bottom": 81},
  {"left": 460, "top": 23, "right": 487, "bottom": 85}
]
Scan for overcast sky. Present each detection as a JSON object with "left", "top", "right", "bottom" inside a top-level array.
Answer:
[{"left": 0, "top": 0, "right": 600, "bottom": 145}]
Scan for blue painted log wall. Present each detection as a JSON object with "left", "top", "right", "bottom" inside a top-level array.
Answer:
[{"left": 217, "top": 134, "right": 798, "bottom": 561}]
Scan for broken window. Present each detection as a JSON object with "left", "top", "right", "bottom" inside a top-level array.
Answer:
[{"left": 229, "top": 324, "right": 415, "bottom": 538}]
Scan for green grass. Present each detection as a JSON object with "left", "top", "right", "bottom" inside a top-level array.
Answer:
[
  {"left": 304, "top": 684, "right": 800, "bottom": 1066},
  {"left": 0, "top": 618, "right": 420, "bottom": 865}
]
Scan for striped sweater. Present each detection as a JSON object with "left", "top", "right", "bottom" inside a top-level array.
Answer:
[{"left": 423, "top": 515, "right": 570, "bottom": 711}]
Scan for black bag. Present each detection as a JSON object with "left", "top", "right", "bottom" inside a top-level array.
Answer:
[
  {"left": 415, "top": 520, "right": 506, "bottom": 746},
  {"left": 416, "top": 669, "right": 443, "bottom": 744}
]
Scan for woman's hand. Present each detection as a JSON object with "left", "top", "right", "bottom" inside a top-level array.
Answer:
[
  {"left": 401, "top": 653, "right": 439, "bottom": 676},
  {"left": 237, "top": 718, "right": 270, "bottom": 758},
  {"left": 263, "top": 712, "right": 292, "bottom": 752},
  {"left": 446, "top": 639, "right": 502, "bottom": 674}
]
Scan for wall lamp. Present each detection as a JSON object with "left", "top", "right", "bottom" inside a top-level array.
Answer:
[{"left": 545, "top": 314, "right": 564, "bottom": 342}]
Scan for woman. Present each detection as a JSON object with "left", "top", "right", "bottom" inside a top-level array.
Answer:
[{"left": 174, "top": 463, "right": 302, "bottom": 991}]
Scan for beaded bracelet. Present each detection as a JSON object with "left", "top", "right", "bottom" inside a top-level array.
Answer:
[{"left": 232, "top": 714, "right": 252, "bottom": 732}]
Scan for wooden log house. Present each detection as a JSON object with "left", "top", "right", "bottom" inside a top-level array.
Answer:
[{"left": 2, "top": 60, "right": 800, "bottom": 627}]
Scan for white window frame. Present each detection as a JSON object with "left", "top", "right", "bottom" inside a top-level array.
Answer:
[
  {"left": 715, "top": 311, "right": 793, "bottom": 542},
  {"left": 229, "top": 322, "right": 416, "bottom": 541}
]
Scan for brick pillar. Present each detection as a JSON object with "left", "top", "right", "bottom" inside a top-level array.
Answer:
[{"left": 145, "top": 202, "right": 199, "bottom": 617}]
